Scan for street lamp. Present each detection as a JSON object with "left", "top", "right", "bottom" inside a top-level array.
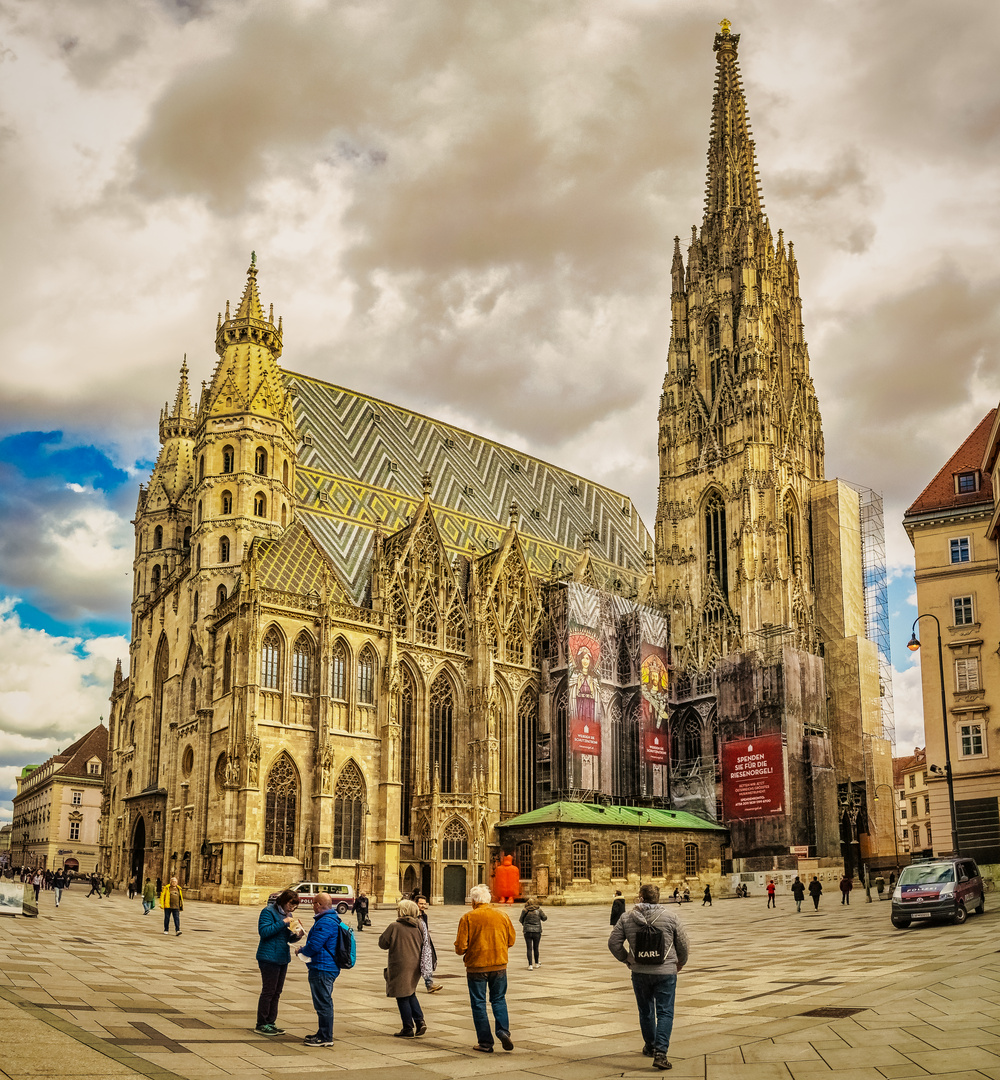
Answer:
[
  {"left": 907, "top": 614, "right": 960, "bottom": 856},
  {"left": 873, "top": 783, "right": 901, "bottom": 870}
]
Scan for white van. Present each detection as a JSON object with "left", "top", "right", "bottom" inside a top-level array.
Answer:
[{"left": 268, "top": 881, "right": 355, "bottom": 913}]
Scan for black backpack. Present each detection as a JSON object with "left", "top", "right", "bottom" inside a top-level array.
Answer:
[{"left": 633, "top": 910, "right": 667, "bottom": 964}]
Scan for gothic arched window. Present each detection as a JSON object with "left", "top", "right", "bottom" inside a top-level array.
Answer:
[
  {"left": 190, "top": 678, "right": 197, "bottom": 711},
  {"left": 281, "top": 504, "right": 287, "bottom": 527},
  {"left": 219, "top": 536, "right": 231, "bottom": 563},
  {"left": 357, "top": 645, "right": 376, "bottom": 705},
  {"left": 704, "top": 491, "right": 728, "bottom": 597},
  {"left": 292, "top": 633, "right": 313, "bottom": 695},
  {"left": 183, "top": 526, "right": 191, "bottom": 550},
  {"left": 507, "top": 620, "right": 525, "bottom": 665},
  {"left": 221, "top": 490, "right": 232, "bottom": 515},
  {"left": 282, "top": 460, "right": 289, "bottom": 487},
  {"left": 516, "top": 692, "right": 537, "bottom": 814},
  {"left": 707, "top": 316, "right": 720, "bottom": 353},
  {"left": 198, "top": 455, "right": 205, "bottom": 481},
  {"left": 153, "top": 525, "right": 162, "bottom": 550},
  {"left": 254, "top": 492, "right": 266, "bottom": 517},
  {"left": 192, "top": 591, "right": 199, "bottom": 622},
  {"left": 222, "top": 636, "right": 232, "bottom": 694},
  {"left": 400, "top": 666, "right": 415, "bottom": 835},
  {"left": 430, "top": 673, "right": 455, "bottom": 793},
  {"left": 261, "top": 628, "right": 282, "bottom": 690},
  {"left": 684, "top": 715, "right": 702, "bottom": 762},
  {"left": 255, "top": 447, "right": 268, "bottom": 475},
  {"left": 391, "top": 586, "right": 407, "bottom": 638},
  {"left": 332, "top": 761, "right": 365, "bottom": 861},
  {"left": 222, "top": 445, "right": 234, "bottom": 473},
  {"left": 331, "top": 640, "right": 347, "bottom": 700},
  {"left": 785, "top": 507, "right": 797, "bottom": 564},
  {"left": 617, "top": 634, "right": 631, "bottom": 685},
  {"left": 445, "top": 603, "right": 466, "bottom": 652},
  {"left": 197, "top": 501, "right": 203, "bottom": 526},
  {"left": 415, "top": 595, "right": 437, "bottom": 646},
  {"left": 442, "top": 819, "right": 468, "bottom": 861},
  {"left": 264, "top": 755, "right": 297, "bottom": 857},
  {"left": 217, "top": 584, "right": 227, "bottom": 607},
  {"left": 150, "top": 564, "right": 161, "bottom": 590}
]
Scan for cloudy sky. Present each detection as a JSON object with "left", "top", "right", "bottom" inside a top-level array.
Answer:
[{"left": 2, "top": 0, "right": 998, "bottom": 823}]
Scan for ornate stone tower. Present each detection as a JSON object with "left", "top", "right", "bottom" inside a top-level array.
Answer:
[
  {"left": 656, "top": 20, "right": 825, "bottom": 669},
  {"left": 190, "top": 254, "right": 298, "bottom": 606}
]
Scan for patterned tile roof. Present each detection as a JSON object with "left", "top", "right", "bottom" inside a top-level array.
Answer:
[
  {"left": 905, "top": 410, "right": 995, "bottom": 517},
  {"left": 250, "top": 519, "right": 345, "bottom": 597},
  {"left": 285, "top": 371, "right": 653, "bottom": 601}
]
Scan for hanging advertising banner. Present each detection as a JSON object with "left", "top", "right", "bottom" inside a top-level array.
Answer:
[
  {"left": 722, "top": 733, "right": 786, "bottom": 819},
  {"left": 568, "top": 630, "right": 602, "bottom": 756},
  {"left": 0, "top": 881, "right": 23, "bottom": 917},
  {"left": 640, "top": 643, "right": 670, "bottom": 764}
]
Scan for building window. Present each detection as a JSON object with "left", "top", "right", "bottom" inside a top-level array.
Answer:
[
  {"left": 785, "top": 508, "right": 797, "bottom": 563},
  {"left": 331, "top": 641, "right": 347, "bottom": 700},
  {"left": 150, "top": 564, "right": 161, "bottom": 589},
  {"left": 283, "top": 460, "right": 289, "bottom": 487},
  {"left": 911, "top": 799, "right": 918, "bottom": 818},
  {"left": 72, "top": 790, "right": 82, "bottom": 806},
  {"left": 221, "top": 490, "right": 233, "bottom": 515},
  {"left": 357, "top": 646, "right": 376, "bottom": 705},
  {"left": 222, "top": 636, "right": 232, "bottom": 694},
  {"left": 292, "top": 634, "right": 313, "bottom": 695},
  {"left": 707, "top": 315, "right": 720, "bottom": 353},
  {"left": 684, "top": 715, "right": 702, "bottom": 762},
  {"left": 611, "top": 841, "right": 627, "bottom": 879},
  {"left": 222, "top": 445, "right": 234, "bottom": 473},
  {"left": 961, "top": 723, "right": 984, "bottom": 757},
  {"left": 922, "top": 770, "right": 929, "bottom": 784},
  {"left": 926, "top": 825, "right": 932, "bottom": 847},
  {"left": 217, "top": 584, "right": 227, "bottom": 607},
  {"left": 69, "top": 821, "right": 80, "bottom": 841},
  {"left": 153, "top": 525, "right": 163, "bottom": 549},
  {"left": 264, "top": 755, "right": 297, "bottom": 857},
  {"left": 924, "top": 794, "right": 930, "bottom": 814},
  {"left": 912, "top": 825, "right": 921, "bottom": 848},
  {"left": 399, "top": 666, "right": 415, "bottom": 835},
  {"left": 199, "top": 455, "right": 205, "bottom": 481},
  {"left": 957, "top": 471, "right": 979, "bottom": 494},
  {"left": 255, "top": 447, "right": 268, "bottom": 475},
  {"left": 219, "top": 536, "right": 230, "bottom": 563},
  {"left": 332, "top": 762, "right": 365, "bottom": 861},
  {"left": 254, "top": 492, "right": 266, "bottom": 517},
  {"left": 415, "top": 595, "right": 437, "bottom": 645},
  {"left": 261, "top": 628, "right": 282, "bottom": 690},
  {"left": 430, "top": 673, "right": 455, "bottom": 792},
  {"left": 516, "top": 841, "right": 533, "bottom": 881},
  {"left": 651, "top": 842, "right": 666, "bottom": 877},
  {"left": 955, "top": 658, "right": 980, "bottom": 692},
  {"left": 953, "top": 596, "right": 974, "bottom": 626},
  {"left": 685, "top": 842, "right": 699, "bottom": 876},
  {"left": 442, "top": 819, "right": 468, "bottom": 862},
  {"left": 572, "top": 840, "right": 591, "bottom": 880},
  {"left": 908, "top": 774, "right": 916, "bottom": 789},
  {"left": 950, "top": 537, "right": 970, "bottom": 563},
  {"left": 705, "top": 491, "right": 728, "bottom": 597},
  {"left": 516, "top": 692, "right": 537, "bottom": 815},
  {"left": 902, "top": 829, "right": 909, "bottom": 840},
  {"left": 391, "top": 586, "right": 407, "bottom": 637},
  {"left": 190, "top": 678, "right": 197, "bottom": 711},
  {"left": 900, "top": 808, "right": 907, "bottom": 820},
  {"left": 183, "top": 526, "right": 191, "bottom": 550},
  {"left": 445, "top": 603, "right": 466, "bottom": 651}
]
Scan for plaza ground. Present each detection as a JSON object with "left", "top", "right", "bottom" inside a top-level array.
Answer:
[{"left": 2, "top": 885, "right": 1000, "bottom": 1080}]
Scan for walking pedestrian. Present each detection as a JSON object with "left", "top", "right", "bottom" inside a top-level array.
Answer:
[
  {"left": 379, "top": 899, "right": 429, "bottom": 1038},
  {"left": 103, "top": 878, "right": 113, "bottom": 899},
  {"left": 32, "top": 871, "right": 42, "bottom": 903},
  {"left": 87, "top": 873, "right": 102, "bottom": 899},
  {"left": 52, "top": 869, "right": 65, "bottom": 907},
  {"left": 766, "top": 880, "right": 776, "bottom": 908},
  {"left": 608, "top": 882, "right": 689, "bottom": 1072},
  {"left": 156, "top": 876, "right": 162, "bottom": 895},
  {"left": 808, "top": 876, "right": 822, "bottom": 910},
  {"left": 792, "top": 876, "right": 805, "bottom": 913},
  {"left": 355, "top": 891, "right": 369, "bottom": 932},
  {"left": 127, "top": 876, "right": 137, "bottom": 900},
  {"left": 519, "top": 896, "right": 547, "bottom": 969},
  {"left": 702, "top": 884, "right": 712, "bottom": 906},
  {"left": 160, "top": 875, "right": 183, "bottom": 935},
  {"left": 296, "top": 892, "right": 343, "bottom": 1047},
  {"left": 454, "top": 883, "right": 516, "bottom": 1054},
  {"left": 611, "top": 890, "right": 626, "bottom": 925},
  {"left": 142, "top": 877, "right": 156, "bottom": 915},
  {"left": 416, "top": 896, "right": 443, "bottom": 993},
  {"left": 840, "top": 875, "right": 853, "bottom": 905},
  {"left": 255, "top": 889, "right": 304, "bottom": 1037}
]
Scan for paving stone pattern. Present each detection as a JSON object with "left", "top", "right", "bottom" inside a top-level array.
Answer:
[{"left": 3, "top": 886, "right": 1000, "bottom": 1080}]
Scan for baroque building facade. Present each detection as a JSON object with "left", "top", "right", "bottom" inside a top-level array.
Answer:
[{"left": 103, "top": 23, "right": 894, "bottom": 904}]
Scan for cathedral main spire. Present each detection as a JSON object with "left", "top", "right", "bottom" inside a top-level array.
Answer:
[{"left": 704, "top": 19, "right": 765, "bottom": 228}]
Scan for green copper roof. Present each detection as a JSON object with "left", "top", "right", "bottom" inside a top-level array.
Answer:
[{"left": 497, "top": 801, "right": 726, "bottom": 832}]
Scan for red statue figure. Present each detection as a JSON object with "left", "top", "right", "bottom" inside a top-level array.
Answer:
[{"left": 493, "top": 854, "right": 520, "bottom": 904}]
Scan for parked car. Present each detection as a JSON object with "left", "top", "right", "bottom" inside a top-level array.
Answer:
[
  {"left": 890, "top": 858, "right": 985, "bottom": 928},
  {"left": 267, "top": 881, "right": 355, "bottom": 913}
]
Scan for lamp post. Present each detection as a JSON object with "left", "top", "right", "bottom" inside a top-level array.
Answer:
[
  {"left": 873, "top": 782, "right": 901, "bottom": 870},
  {"left": 907, "top": 614, "right": 960, "bottom": 856}
]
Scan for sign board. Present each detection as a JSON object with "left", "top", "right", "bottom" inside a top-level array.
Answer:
[
  {"left": 790, "top": 846, "right": 809, "bottom": 856},
  {"left": 722, "top": 733, "right": 786, "bottom": 820},
  {"left": 0, "top": 881, "right": 23, "bottom": 917}
]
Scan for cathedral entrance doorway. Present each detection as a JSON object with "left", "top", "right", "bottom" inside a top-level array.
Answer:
[
  {"left": 443, "top": 864, "right": 466, "bottom": 904},
  {"left": 421, "top": 864, "right": 431, "bottom": 899},
  {"left": 131, "top": 816, "right": 146, "bottom": 885},
  {"left": 402, "top": 865, "right": 417, "bottom": 896}
]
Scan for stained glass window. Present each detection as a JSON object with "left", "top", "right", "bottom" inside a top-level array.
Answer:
[{"left": 264, "top": 755, "right": 297, "bottom": 857}]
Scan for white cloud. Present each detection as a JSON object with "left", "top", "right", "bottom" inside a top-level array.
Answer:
[{"left": 890, "top": 655, "right": 927, "bottom": 756}]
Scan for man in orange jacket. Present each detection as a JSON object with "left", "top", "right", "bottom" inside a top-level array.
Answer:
[{"left": 454, "top": 884, "right": 516, "bottom": 1054}]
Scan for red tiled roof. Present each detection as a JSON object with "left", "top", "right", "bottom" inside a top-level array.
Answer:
[
  {"left": 906, "top": 410, "right": 996, "bottom": 516},
  {"left": 892, "top": 748, "right": 925, "bottom": 787}
]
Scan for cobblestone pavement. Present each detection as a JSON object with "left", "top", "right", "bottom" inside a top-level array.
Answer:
[{"left": 3, "top": 886, "right": 1000, "bottom": 1080}]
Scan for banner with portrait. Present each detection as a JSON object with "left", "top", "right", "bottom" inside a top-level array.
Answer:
[{"left": 641, "top": 643, "right": 670, "bottom": 764}]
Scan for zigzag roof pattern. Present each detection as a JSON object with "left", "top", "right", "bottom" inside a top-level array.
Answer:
[{"left": 285, "top": 371, "right": 652, "bottom": 602}]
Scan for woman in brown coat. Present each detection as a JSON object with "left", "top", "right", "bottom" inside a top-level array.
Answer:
[{"left": 378, "top": 899, "right": 429, "bottom": 1037}]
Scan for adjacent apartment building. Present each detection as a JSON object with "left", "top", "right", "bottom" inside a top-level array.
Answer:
[
  {"left": 903, "top": 408, "right": 1000, "bottom": 870},
  {"left": 893, "top": 747, "right": 929, "bottom": 859},
  {"left": 10, "top": 725, "right": 108, "bottom": 873}
]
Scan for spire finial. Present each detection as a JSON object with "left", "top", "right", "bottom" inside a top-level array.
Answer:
[
  {"left": 250, "top": 250, "right": 256, "bottom": 267},
  {"left": 422, "top": 471, "right": 432, "bottom": 497},
  {"left": 720, "top": 18, "right": 731, "bottom": 34}
]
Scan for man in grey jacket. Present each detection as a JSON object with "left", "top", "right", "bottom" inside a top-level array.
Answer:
[{"left": 608, "top": 883, "right": 689, "bottom": 1071}]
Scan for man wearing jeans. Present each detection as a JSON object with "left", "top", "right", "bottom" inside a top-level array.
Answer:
[
  {"left": 454, "top": 883, "right": 516, "bottom": 1053},
  {"left": 296, "top": 893, "right": 341, "bottom": 1047},
  {"left": 608, "top": 883, "right": 689, "bottom": 1071}
]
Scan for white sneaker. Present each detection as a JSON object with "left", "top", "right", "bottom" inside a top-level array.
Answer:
[
  {"left": 535, "top": 962, "right": 541, "bottom": 967},
  {"left": 528, "top": 964, "right": 533, "bottom": 970},
  {"left": 163, "top": 930, "right": 169, "bottom": 935}
]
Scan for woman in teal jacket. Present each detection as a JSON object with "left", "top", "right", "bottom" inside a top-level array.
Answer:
[{"left": 255, "top": 890, "right": 304, "bottom": 1036}]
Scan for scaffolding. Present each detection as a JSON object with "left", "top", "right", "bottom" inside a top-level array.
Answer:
[{"left": 844, "top": 482, "right": 895, "bottom": 753}]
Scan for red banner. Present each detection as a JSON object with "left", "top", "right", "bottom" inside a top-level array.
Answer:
[
  {"left": 722, "top": 734, "right": 785, "bottom": 820},
  {"left": 571, "top": 716, "right": 601, "bottom": 755}
]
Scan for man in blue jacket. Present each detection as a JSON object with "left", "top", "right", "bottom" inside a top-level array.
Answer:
[{"left": 296, "top": 892, "right": 341, "bottom": 1047}]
